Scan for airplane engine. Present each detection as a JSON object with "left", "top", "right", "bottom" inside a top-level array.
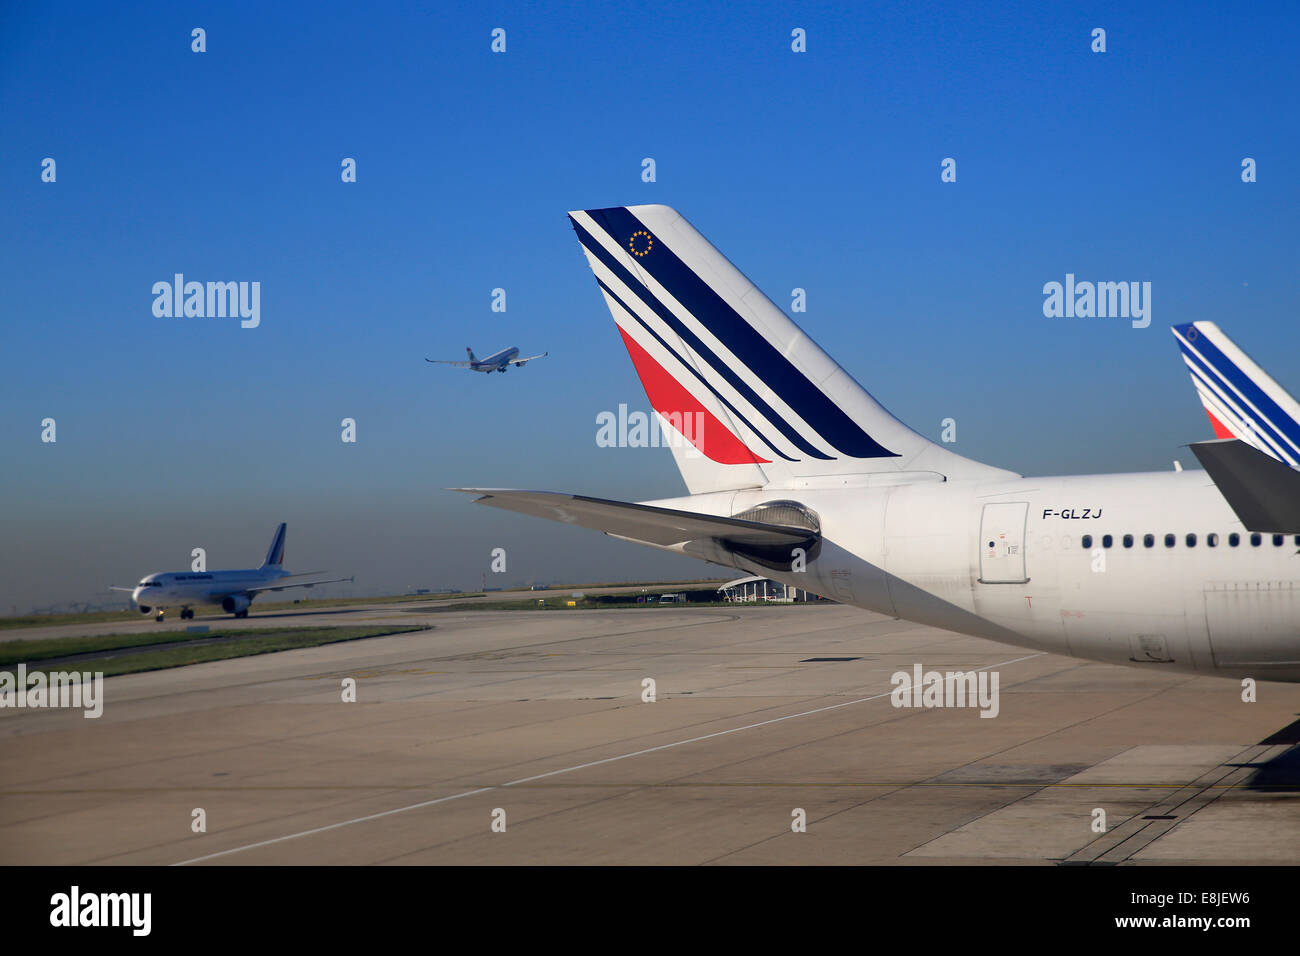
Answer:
[
  {"left": 138, "top": 605, "right": 152, "bottom": 614},
  {"left": 221, "top": 595, "right": 251, "bottom": 615}
]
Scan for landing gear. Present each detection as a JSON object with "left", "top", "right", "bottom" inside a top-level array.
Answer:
[
  {"left": 180, "top": 608, "right": 194, "bottom": 620},
  {"left": 235, "top": 610, "right": 248, "bottom": 619},
  {"left": 155, "top": 611, "right": 165, "bottom": 622}
]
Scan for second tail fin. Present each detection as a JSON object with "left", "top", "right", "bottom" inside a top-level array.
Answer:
[
  {"left": 261, "top": 522, "right": 287, "bottom": 569},
  {"left": 1172, "top": 321, "right": 1300, "bottom": 468}
]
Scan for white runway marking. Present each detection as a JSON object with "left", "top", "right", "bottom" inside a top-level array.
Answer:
[{"left": 173, "top": 652, "right": 1043, "bottom": 864}]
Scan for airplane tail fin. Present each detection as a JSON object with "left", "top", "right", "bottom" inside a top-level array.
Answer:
[
  {"left": 261, "top": 522, "right": 287, "bottom": 569},
  {"left": 467, "top": 347, "right": 477, "bottom": 364},
  {"left": 568, "top": 205, "right": 1015, "bottom": 494},
  {"left": 1172, "top": 322, "right": 1300, "bottom": 468}
]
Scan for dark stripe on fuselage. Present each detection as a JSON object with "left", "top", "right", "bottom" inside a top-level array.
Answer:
[
  {"left": 571, "top": 216, "right": 831, "bottom": 460},
  {"left": 584, "top": 207, "right": 898, "bottom": 460}
]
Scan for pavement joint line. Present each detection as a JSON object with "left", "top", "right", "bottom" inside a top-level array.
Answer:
[
  {"left": 1063, "top": 742, "right": 1274, "bottom": 865},
  {"left": 171, "top": 651, "right": 1044, "bottom": 865},
  {"left": 1094, "top": 743, "right": 1277, "bottom": 864}
]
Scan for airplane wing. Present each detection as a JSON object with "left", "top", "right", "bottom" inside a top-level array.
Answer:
[
  {"left": 451, "top": 488, "right": 813, "bottom": 549},
  {"left": 426, "top": 358, "right": 473, "bottom": 367},
  {"left": 509, "top": 352, "right": 548, "bottom": 367},
  {"left": 245, "top": 575, "right": 355, "bottom": 594}
]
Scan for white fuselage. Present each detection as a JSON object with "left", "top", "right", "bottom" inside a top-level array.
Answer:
[
  {"left": 653, "top": 469, "right": 1300, "bottom": 681},
  {"left": 132, "top": 568, "right": 289, "bottom": 611},
  {"left": 472, "top": 347, "right": 519, "bottom": 372}
]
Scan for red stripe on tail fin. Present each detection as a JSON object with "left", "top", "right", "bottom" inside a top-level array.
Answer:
[
  {"left": 1205, "top": 409, "right": 1235, "bottom": 440},
  {"left": 617, "top": 328, "right": 769, "bottom": 465}
]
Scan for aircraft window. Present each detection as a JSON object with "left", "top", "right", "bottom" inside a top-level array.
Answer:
[
  {"left": 1251, "top": 533, "right": 1262, "bottom": 546},
  {"left": 1229, "top": 533, "right": 1240, "bottom": 547},
  {"left": 1207, "top": 533, "right": 1219, "bottom": 547},
  {"left": 1274, "top": 534, "right": 1285, "bottom": 547},
  {"left": 1122, "top": 534, "right": 1133, "bottom": 548},
  {"left": 1143, "top": 534, "right": 1154, "bottom": 548},
  {"left": 1102, "top": 534, "right": 1113, "bottom": 549},
  {"left": 1295, "top": 536, "right": 1300, "bottom": 546},
  {"left": 1186, "top": 533, "right": 1197, "bottom": 547},
  {"left": 1081, "top": 534, "right": 1093, "bottom": 549},
  {"left": 1164, "top": 534, "right": 1175, "bottom": 548}
]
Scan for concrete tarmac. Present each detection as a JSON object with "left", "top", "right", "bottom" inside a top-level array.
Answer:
[{"left": 2, "top": 602, "right": 1297, "bottom": 865}]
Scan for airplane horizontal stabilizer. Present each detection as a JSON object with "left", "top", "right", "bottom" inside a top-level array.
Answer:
[
  {"left": 453, "top": 488, "right": 814, "bottom": 549},
  {"left": 1190, "top": 438, "right": 1300, "bottom": 533}
]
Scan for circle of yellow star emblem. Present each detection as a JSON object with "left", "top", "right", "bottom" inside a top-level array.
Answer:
[{"left": 628, "top": 230, "right": 653, "bottom": 257}]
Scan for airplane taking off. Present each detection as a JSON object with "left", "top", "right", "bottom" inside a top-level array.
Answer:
[
  {"left": 426, "top": 346, "right": 548, "bottom": 373},
  {"left": 457, "top": 205, "right": 1300, "bottom": 682},
  {"left": 111, "top": 523, "right": 352, "bottom": 621}
]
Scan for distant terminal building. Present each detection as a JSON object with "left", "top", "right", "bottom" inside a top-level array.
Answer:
[{"left": 717, "top": 576, "right": 822, "bottom": 604}]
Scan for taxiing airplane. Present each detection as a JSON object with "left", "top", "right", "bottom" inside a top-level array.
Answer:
[
  {"left": 111, "top": 523, "right": 353, "bottom": 621},
  {"left": 426, "top": 346, "right": 547, "bottom": 373},
  {"left": 457, "top": 205, "right": 1300, "bottom": 682}
]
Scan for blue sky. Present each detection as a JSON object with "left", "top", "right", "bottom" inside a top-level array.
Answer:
[{"left": 2, "top": 0, "right": 1297, "bottom": 610}]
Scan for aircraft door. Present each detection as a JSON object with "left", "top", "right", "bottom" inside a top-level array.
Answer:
[{"left": 978, "top": 502, "right": 1029, "bottom": 584}]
